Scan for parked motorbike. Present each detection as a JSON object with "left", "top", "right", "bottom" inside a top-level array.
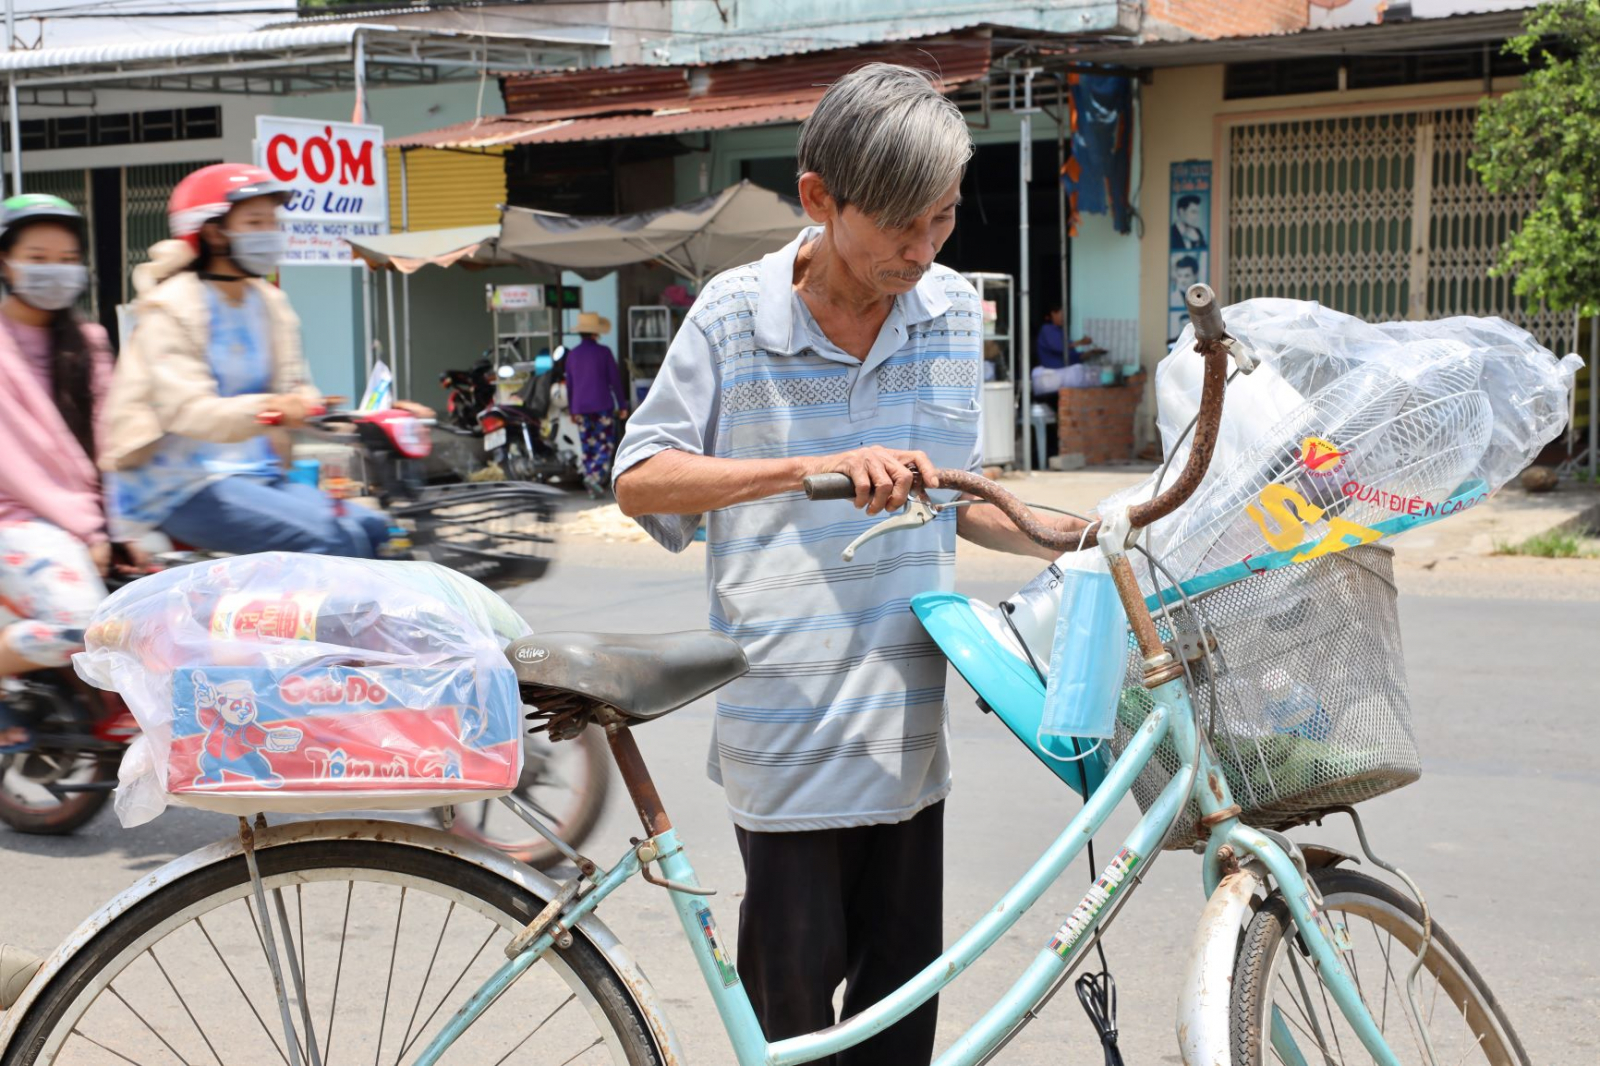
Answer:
[
  {"left": 479, "top": 351, "right": 583, "bottom": 486},
  {"left": 438, "top": 358, "right": 497, "bottom": 435}
]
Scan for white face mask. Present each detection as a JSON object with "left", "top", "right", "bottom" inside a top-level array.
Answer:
[
  {"left": 7, "top": 261, "right": 87, "bottom": 311},
  {"left": 225, "top": 229, "right": 286, "bottom": 277}
]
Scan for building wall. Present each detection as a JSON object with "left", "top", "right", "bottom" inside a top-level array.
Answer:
[
  {"left": 1144, "top": 0, "right": 1307, "bottom": 40},
  {"left": 1135, "top": 65, "right": 1524, "bottom": 446}
]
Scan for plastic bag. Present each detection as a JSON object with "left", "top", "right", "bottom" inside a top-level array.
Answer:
[
  {"left": 1098, "top": 300, "right": 1583, "bottom": 593},
  {"left": 1041, "top": 557, "right": 1128, "bottom": 743},
  {"left": 73, "top": 553, "right": 532, "bottom": 827}
]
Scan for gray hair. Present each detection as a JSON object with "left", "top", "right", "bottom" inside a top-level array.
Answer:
[{"left": 797, "top": 63, "right": 972, "bottom": 229}]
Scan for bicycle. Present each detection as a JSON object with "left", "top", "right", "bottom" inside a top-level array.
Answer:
[{"left": 0, "top": 286, "right": 1529, "bottom": 1066}]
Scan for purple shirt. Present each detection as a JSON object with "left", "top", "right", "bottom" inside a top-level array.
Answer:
[{"left": 564, "top": 338, "right": 626, "bottom": 415}]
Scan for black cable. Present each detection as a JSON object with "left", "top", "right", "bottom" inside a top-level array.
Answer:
[
  {"left": 1000, "top": 592, "right": 1124, "bottom": 1063},
  {"left": 1075, "top": 837, "right": 1123, "bottom": 1065}
]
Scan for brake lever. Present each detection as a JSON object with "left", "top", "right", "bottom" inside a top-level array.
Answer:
[{"left": 840, "top": 495, "right": 940, "bottom": 562}]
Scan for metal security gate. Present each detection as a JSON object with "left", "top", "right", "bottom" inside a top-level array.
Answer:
[
  {"left": 123, "top": 160, "right": 217, "bottom": 304},
  {"left": 1222, "top": 104, "right": 1570, "bottom": 355}
]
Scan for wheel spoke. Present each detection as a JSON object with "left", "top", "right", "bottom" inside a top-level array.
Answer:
[
  {"left": 397, "top": 901, "right": 456, "bottom": 1065},
  {"left": 245, "top": 897, "right": 309, "bottom": 1065},
  {"left": 322, "top": 882, "right": 354, "bottom": 1065},
  {"left": 394, "top": 921, "right": 500, "bottom": 1062},
  {"left": 107, "top": 984, "right": 193, "bottom": 1066},
  {"left": 1285, "top": 951, "right": 1338, "bottom": 1066},
  {"left": 1375, "top": 922, "right": 1430, "bottom": 1063},
  {"left": 197, "top": 914, "right": 293, "bottom": 1066},
  {"left": 373, "top": 886, "right": 408, "bottom": 1066},
  {"left": 1309, "top": 959, "right": 1347, "bottom": 1064},
  {"left": 487, "top": 993, "right": 577, "bottom": 1066},
  {"left": 70, "top": 1026, "right": 151, "bottom": 1066},
  {"left": 148, "top": 947, "right": 224, "bottom": 1066},
  {"left": 22, "top": 853, "right": 648, "bottom": 1066}
]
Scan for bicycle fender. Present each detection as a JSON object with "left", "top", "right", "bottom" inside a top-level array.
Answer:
[
  {"left": 1176, "top": 866, "right": 1263, "bottom": 1065},
  {"left": 0, "top": 819, "right": 688, "bottom": 1066}
]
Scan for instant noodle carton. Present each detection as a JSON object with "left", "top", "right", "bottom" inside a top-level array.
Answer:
[{"left": 165, "top": 664, "right": 522, "bottom": 815}]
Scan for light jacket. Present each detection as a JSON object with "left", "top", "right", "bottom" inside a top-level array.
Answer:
[
  {"left": 101, "top": 240, "right": 319, "bottom": 472},
  {"left": 0, "top": 317, "right": 114, "bottom": 544}
]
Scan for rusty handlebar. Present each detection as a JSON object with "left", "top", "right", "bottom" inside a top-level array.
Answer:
[{"left": 800, "top": 284, "right": 1234, "bottom": 554}]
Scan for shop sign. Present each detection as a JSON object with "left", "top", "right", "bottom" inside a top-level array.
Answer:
[
  {"left": 489, "top": 285, "right": 543, "bottom": 311},
  {"left": 255, "top": 117, "right": 389, "bottom": 266}
]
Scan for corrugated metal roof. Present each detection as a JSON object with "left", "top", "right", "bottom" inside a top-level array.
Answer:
[
  {"left": 394, "top": 100, "right": 818, "bottom": 149},
  {"left": 501, "top": 67, "right": 688, "bottom": 114},
  {"left": 396, "top": 33, "right": 992, "bottom": 150},
  {"left": 0, "top": 25, "right": 367, "bottom": 72},
  {"left": 1064, "top": 9, "right": 1529, "bottom": 68},
  {"left": 0, "top": 22, "right": 600, "bottom": 84}
]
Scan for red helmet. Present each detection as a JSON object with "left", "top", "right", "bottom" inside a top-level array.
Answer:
[{"left": 167, "top": 163, "right": 291, "bottom": 250}]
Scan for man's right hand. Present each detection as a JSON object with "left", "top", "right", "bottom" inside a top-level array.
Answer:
[
  {"left": 806, "top": 447, "right": 940, "bottom": 515},
  {"left": 263, "top": 394, "right": 313, "bottom": 428}
]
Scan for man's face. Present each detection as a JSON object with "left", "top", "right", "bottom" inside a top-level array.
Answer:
[
  {"left": 1049, "top": 309, "right": 1064, "bottom": 327},
  {"left": 808, "top": 177, "right": 961, "bottom": 298},
  {"left": 1179, "top": 202, "right": 1203, "bottom": 229},
  {"left": 1175, "top": 265, "right": 1197, "bottom": 289}
]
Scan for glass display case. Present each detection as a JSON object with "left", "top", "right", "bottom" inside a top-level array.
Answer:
[
  {"left": 627, "top": 305, "right": 677, "bottom": 406},
  {"left": 961, "top": 272, "right": 1017, "bottom": 467}
]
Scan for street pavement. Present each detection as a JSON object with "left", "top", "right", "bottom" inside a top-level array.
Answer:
[{"left": 2, "top": 547, "right": 1597, "bottom": 1064}]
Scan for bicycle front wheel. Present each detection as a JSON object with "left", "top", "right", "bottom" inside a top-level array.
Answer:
[
  {"left": 1230, "top": 868, "right": 1529, "bottom": 1066},
  {"left": 5, "top": 839, "right": 663, "bottom": 1066}
]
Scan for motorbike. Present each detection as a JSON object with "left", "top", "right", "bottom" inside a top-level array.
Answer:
[
  {"left": 0, "top": 407, "right": 611, "bottom": 860},
  {"left": 438, "top": 358, "right": 497, "bottom": 435},
  {"left": 479, "top": 352, "right": 583, "bottom": 486}
]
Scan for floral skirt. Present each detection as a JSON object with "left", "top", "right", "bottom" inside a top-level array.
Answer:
[{"left": 577, "top": 414, "right": 617, "bottom": 494}]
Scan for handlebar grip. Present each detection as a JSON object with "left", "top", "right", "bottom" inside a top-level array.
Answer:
[
  {"left": 802, "top": 473, "right": 857, "bottom": 501},
  {"left": 1185, "top": 284, "right": 1226, "bottom": 344}
]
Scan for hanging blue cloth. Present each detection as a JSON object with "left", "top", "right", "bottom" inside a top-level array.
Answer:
[{"left": 1065, "top": 74, "right": 1134, "bottom": 234}]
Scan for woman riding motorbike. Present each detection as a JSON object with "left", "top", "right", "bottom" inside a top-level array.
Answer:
[
  {"left": 101, "top": 162, "right": 393, "bottom": 557},
  {"left": 0, "top": 195, "right": 121, "bottom": 751}
]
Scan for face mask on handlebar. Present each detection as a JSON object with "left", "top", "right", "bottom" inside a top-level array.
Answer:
[{"left": 225, "top": 230, "right": 287, "bottom": 278}]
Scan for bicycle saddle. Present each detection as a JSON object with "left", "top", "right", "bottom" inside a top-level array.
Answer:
[{"left": 505, "top": 631, "right": 748, "bottom": 720}]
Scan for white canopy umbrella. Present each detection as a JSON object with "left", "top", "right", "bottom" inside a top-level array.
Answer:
[
  {"left": 497, "top": 180, "right": 807, "bottom": 283},
  {"left": 345, "top": 225, "right": 525, "bottom": 273}
]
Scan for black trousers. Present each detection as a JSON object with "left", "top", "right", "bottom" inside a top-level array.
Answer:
[{"left": 734, "top": 800, "right": 945, "bottom": 1066}]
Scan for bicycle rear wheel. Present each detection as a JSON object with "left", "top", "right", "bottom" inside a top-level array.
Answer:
[
  {"left": 4, "top": 840, "right": 663, "bottom": 1066},
  {"left": 1230, "top": 868, "right": 1529, "bottom": 1066}
]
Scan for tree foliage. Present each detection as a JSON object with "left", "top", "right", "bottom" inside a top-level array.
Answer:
[{"left": 1473, "top": 0, "right": 1600, "bottom": 315}]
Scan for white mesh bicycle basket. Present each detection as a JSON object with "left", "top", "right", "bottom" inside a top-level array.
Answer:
[{"left": 1111, "top": 544, "right": 1419, "bottom": 850}]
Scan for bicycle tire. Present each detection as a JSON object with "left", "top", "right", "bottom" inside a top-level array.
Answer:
[
  {"left": 1230, "top": 868, "right": 1530, "bottom": 1066},
  {"left": 4, "top": 839, "right": 665, "bottom": 1066}
]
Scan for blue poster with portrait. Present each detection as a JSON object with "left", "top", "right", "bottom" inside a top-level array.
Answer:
[{"left": 1168, "top": 161, "right": 1212, "bottom": 342}]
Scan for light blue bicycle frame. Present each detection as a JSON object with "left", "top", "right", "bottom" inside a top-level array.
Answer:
[{"left": 412, "top": 675, "right": 1402, "bottom": 1066}]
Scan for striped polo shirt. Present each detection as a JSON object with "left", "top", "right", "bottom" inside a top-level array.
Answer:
[{"left": 613, "top": 227, "right": 983, "bottom": 831}]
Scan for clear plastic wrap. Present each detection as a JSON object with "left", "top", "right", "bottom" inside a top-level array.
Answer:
[
  {"left": 1103, "top": 300, "right": 1583, "bottom": 593},
  {"left": 73, "top": 552, "right": 532, "bottom": 826}
]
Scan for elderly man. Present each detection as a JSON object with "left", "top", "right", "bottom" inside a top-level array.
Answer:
[{"left": 614, "top": 64, "right": 1082, "bottom": 1064}]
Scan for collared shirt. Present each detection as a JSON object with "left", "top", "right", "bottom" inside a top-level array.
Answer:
[
  {"left": 613, "top": 228, "right": 983, "bottom": 831},
  {"left": 564, "top": 337, "right": 627, "bottom": 416}
]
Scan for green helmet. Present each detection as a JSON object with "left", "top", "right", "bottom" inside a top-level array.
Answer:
[{"left": 0, "top": 193, "right": 85, "bottom": 243}]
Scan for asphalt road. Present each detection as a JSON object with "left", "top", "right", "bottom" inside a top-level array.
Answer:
[{"left": 2, "top": 559, "right": 1596, "bottom": 1064}]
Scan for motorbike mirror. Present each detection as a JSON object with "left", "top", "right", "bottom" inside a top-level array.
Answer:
[
  {"left": 552, "top": 345, "right": 567, "bottom": 361},
  {"left": 497, "top": 364, "right": 516, "bottom": 380}
]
